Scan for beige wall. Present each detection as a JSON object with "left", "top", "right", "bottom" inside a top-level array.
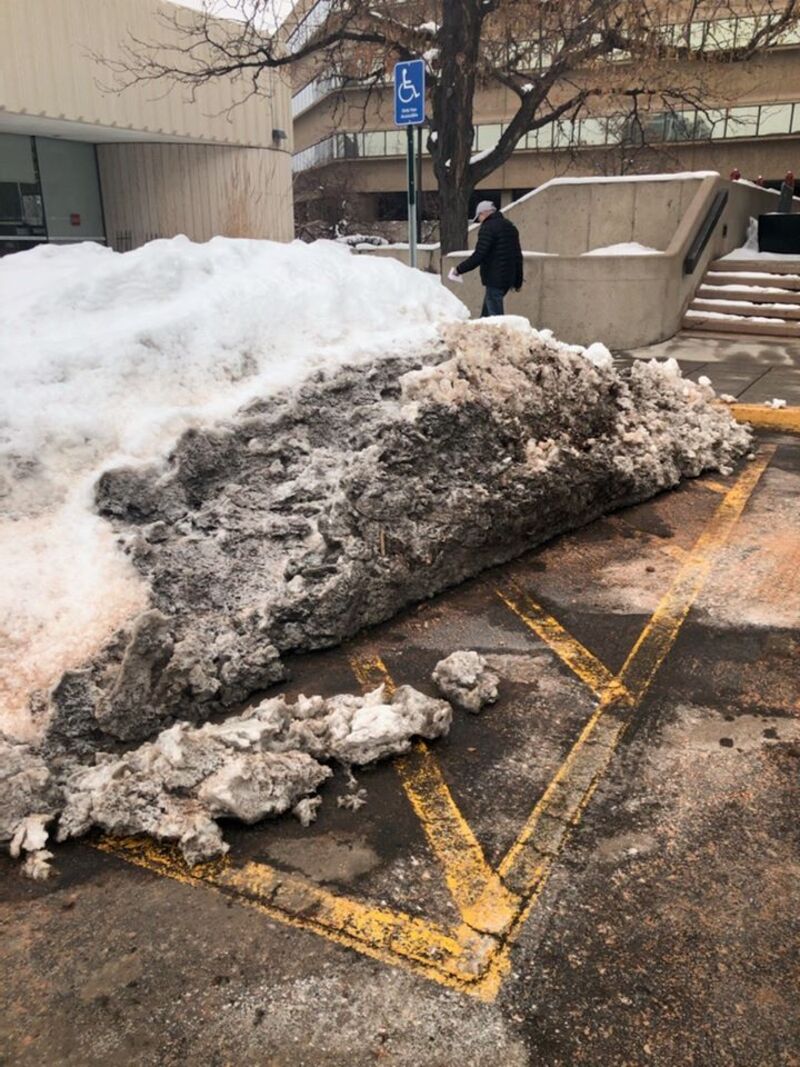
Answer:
[
  {"left": 98, "top": 142, "right": 293, "bottom": 248},
  {"left": 438, "top": 175, "right": 789, "bottom": 349},
  {"left": 0, "top": 0, "right": 292, "bottom": 149}
]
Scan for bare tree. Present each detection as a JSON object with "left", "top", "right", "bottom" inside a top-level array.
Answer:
[{"left": 113, "top": 0, "right": 800, "bottom": 251}]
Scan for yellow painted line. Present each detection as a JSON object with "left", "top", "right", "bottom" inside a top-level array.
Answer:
[
  {"left": 96, "top": 449, "right": 775, "bottom": 1003},
  {"left": 497, "top": 450, "right": 773, "bottom": 895},
  {"left": 348, "top": 653, "right": 520, "bottom": 936},
  {"left": 495, "top": 582, "right": 632, "bottom": 704},
  {"left": 96, "top": 836, "right": 497, "bottom": 995},
  {"left": 731, "top": 403, "right": 800, "bottom": 435},
  {"left": 616, "top": 447, "right": 775, "bottom": 702}
]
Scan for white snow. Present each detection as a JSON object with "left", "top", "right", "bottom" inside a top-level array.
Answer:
[
  {"left": 764, "top": 398, "right": 787, "bottom": 409},
  {"left": 583, "top": 242, "right": 661, "bottom": 257},
  {"left": 684, "top": 309, "right": 783, "bottom": 324},
  {"left": 0, "top": 236, "right": 467, "bottom": 741}
]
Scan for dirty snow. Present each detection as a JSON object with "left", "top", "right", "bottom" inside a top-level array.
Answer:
[
  {"left": 6, "top": 680, "right": 452, "bottom": 869},
  {"left": 0, "top": 237, "right": 466, "bottom": 741},
  {"left": 432, "top": 651, "right": 499, "bottom": 713}
]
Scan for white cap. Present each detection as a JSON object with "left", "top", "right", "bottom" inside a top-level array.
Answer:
[{"left": 472, "top": 200, "right": 497, "bottom": 222}]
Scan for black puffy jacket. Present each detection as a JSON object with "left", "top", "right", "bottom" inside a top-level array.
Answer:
[{"left": 455, "top": 211, "right": 524, "bottom": 290}]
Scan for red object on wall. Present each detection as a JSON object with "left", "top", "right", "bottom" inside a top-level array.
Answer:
[{"left": 70, "top": 213, "right": 81, "bottom": 226}]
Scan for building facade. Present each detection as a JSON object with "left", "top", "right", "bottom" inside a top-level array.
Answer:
[
  {"left": 292, "top": 10, "right": 800, "bottom": 235},
  {"left": 0, "top": 0, "right": 293, "bottom": 255}
]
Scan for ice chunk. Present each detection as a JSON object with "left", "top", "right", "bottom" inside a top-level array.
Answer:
[{"left": 432, "top": 651, "right": 500, "bottom": 714}]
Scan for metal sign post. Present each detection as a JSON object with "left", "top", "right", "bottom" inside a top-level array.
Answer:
[{"left": 394, "top": 59, "right": 425, "bottom": 269}]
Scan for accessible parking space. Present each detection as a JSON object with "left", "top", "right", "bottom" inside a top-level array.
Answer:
[{"left": 1, "top": 427, "right": 799, "bottom": 1066}]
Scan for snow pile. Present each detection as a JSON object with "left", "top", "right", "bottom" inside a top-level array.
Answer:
[
  {"left": 22, "top": 316, "right": 750, "bottom": 760},
  {"left": 0, "top": 237, "right": 466, "bottom": 742},
  {"left": 583, "top": 242, "right": 661, "bottom": 256},
  {"left": 432, "top": 651, "right": 499, "bottom": 714}
]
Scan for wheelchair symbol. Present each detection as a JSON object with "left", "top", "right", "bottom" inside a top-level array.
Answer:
[{"left": 397, "top": 68, "right": 421, "bottom": 104}]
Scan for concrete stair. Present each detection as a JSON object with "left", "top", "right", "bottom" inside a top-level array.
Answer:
[{"left": 684, "top": 257, "right": 800, "bottom": 338}]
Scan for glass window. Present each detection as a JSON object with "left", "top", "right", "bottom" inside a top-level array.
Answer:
[
  {"left": 0, "top": 133, "right": 46, "bottom": 249},
  {"left": 705, "top": 18, "right": 736, "bottom": 51},
  {"left": 726, "top": 106, "right": 759, "bottom": 138},
  {"left": 526, "top": 125, "right": 551, "bottom": 150},
  {"left": 552, "top": 121, "right": 574, "bottom": 149},
  {"left": 362, "top": 131, "right": 386, "bottom": 156},
  {"left": 734, "top": 16, "right": 758, "bottom": 47},
  {"left": 476, "top": 124, "right": 502, "bottom": 151},
  {"left": 759, "top": 103, "right": 793, "bottom": 136},
  {"left": 385, "top": 130, "right": 406, "bottom": 156},
  {"left": 693, "top": 108, "right": 727, "bottom": 139},
  {"left": 664, "top": 111, "right": 695, "bottom": 141},
  {"left": 689, "top": 21, "right": 707, "bottom": 48},
  {"left": 578, "top": 117, "right": 607, "bottom": 145}
]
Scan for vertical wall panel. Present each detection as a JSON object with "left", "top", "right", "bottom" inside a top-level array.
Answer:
[{"left": 97, "top": 143, "right": 292, "bottom": 250}]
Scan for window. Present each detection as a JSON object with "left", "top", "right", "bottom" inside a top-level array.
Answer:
[
  {"left": 759, "top": 103, "right": 793, "bottom": 136},
  {"left": 362, "top": 131, "right": 386, "bottom": 157},
  {"left": 705, "top": 18, "right": 737, "bottom": 51},
  {"left": 476, "top": 124, "right": 502, "bottom": 151},
  {"left": 577, "top": 117, "right": 607, "bottom": 145},
  {"left": 664, "top": 111, "right": 695, "bottom": 141},
  {"left": 726, "top": 106, "right": 760, "bottom": 138},
  {"left": 693, "top": 108, "right": 727, "bottom": 139},
  {"left": 385, "top": 131, "right": 406, "bottom": 156}
]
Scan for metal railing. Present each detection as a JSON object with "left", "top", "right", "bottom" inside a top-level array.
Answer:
[{"left": 683, "top": 189, "right": 729, "bottom": 275}]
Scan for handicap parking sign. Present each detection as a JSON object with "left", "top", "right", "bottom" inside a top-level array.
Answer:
[{"left": 394, "top": 60, "right": 425, "bottom": 125}]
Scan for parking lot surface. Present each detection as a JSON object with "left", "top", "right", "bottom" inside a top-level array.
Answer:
[{"left": 1, "top": 427, "right": 798, "bottom": 1067}]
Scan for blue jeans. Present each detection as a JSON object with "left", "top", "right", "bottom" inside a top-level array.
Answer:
[{"left": 481, "top": 286, "right": 507, "bottom": 317}]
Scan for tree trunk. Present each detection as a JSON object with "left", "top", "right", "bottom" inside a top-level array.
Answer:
[
  {"left": 438, "top": 178, "right": 473, "bottom": 256},
  {"left": 431, "top": 0, "right": 482, "bottom": 254}
]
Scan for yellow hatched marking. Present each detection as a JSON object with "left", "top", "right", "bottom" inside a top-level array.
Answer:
[
  {"left": 495, "top": 583, "right": 631, "bottom": 703},
  {"left": 496, "top": 448, "right": 774, "bottom": 895},
  {"left": 95, "top": 836, "right": 496, "bottom": 993},
  {"left": 97, "top": 451, "right": 774, "bottom": 1002},
  {"left": 348, "top": 653, "right": 521, "bottom": 936}
]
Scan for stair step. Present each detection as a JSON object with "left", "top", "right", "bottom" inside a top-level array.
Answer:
[
  {"left": 710, "top": 257, "right": 800, "bottom": 275},
  {"left": 683, "top": 310, "right": 800, "bottom": 337},
  {"left": 705, "top": 270, "right": 800, "bottom": 290},
  {"left": 696, "top": 284, "right": 800, "bottom": 304},
  {"left": 690, "top": 298, "right": 800, "bottom": 321}
]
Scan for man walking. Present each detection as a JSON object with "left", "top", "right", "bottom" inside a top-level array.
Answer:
[{"left": 448, "top": 201, "right": 524, "bottom": 316}]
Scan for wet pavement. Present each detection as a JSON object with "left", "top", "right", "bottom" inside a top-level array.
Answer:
[{"left": 1, "top": 429, "right": 798, "bottom": 1067}]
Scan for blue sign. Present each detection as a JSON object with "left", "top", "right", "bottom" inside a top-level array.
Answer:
[{"left": 394, "top": 60, "right": 425, "bottom": 126}]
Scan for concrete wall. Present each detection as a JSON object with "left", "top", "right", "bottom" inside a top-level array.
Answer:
[
  {"left": 0, "top": 0, "right": 291, "bottom": 148},
  {"left": 501, "top": 176, "right": 706, "bottom": 255},
  {"left": 98, "top": 142, "right": 294, "bottom": 249},
  {"left": 442, "top": 175, "right": 791, "bottom": 349}
]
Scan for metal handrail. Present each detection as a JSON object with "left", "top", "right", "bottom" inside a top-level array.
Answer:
[{"left": 683, "top": 189, "right": 728, "bottom": 274}]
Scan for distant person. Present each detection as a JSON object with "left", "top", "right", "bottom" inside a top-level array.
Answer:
[{"left": 448, "top": 201, "right": 523, "bottom": 316}]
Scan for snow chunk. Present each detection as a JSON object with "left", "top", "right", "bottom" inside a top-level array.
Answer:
[
  {"left": 432, "top": 651, "right": 499, "bottom": 714},
  {"left": 764, "top": 398, "right": 787, "bottom": 409},
  {"left": 44, "top": 682, "right": 451, "bottom": 865}
]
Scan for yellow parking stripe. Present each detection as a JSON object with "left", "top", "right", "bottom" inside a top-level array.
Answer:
[
  {"left": 495, "top": 582, "right": 632, "bottom": 703},
  {"left": 348, "top": 654, "right": 520, "bottom": 935},
  {"left": 496, "top": 449, "right": 773, "bottom": 897},
  {"left": 97, "top": 449, "right": 775, "bottom": 1002}
]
